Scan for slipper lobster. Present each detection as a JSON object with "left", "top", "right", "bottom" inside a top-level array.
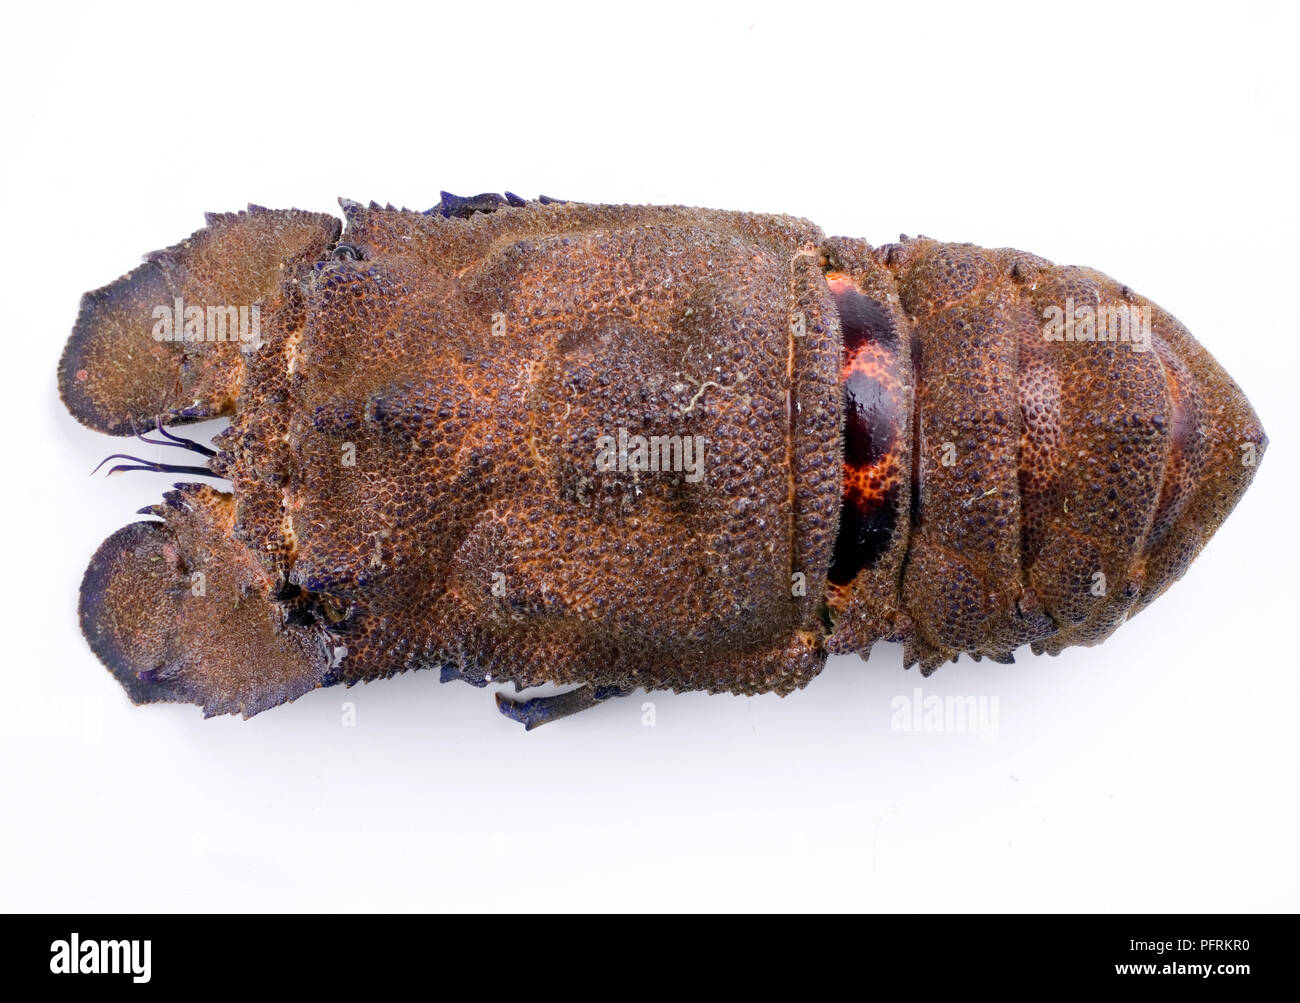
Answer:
[{"left": 57, "top": 195, "right": 1266, "bottom": 726}]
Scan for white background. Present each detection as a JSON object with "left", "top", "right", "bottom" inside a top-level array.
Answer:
[{"left": 2, "top": 0, "right": 1296, "bottom": 912}]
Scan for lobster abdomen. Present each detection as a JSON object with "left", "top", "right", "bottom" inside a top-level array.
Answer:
[{"left": 822, "top": 236, "right": 1266, "bottom": 672}]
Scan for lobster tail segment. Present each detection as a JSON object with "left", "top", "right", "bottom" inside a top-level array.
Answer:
[{"left": 821, "top": 236, "right": 1265, "bottom": 670}]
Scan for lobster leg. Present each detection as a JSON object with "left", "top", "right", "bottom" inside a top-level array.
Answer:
[{"left": 495, "top": 686, "right": 632, "bottom": 730}]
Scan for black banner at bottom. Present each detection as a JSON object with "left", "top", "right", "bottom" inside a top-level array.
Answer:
[{"left": 0, "top": 913, "right": 1281, "bottom": 991}]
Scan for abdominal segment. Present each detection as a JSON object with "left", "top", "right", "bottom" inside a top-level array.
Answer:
[{"left": 825, "top": 275, "right": 907, "bottom": 588}]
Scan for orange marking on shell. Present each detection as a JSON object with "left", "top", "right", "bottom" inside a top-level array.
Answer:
[
  {"left": 843, "top": 454, "right": 903, "bottom": 507},
  {"left": 839, "top": 339, "right": 906, "bottom": 508},
  {"left": 828, "top": 275, "right": 909, "bottom": 590}
]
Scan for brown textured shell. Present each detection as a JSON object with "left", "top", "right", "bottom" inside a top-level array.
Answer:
[
  {"left": 58, "top": 198, "right": 1266, "bottom": 721},
  {"left": 822, "top": 235, "right": 1264, "bottom": 671}
]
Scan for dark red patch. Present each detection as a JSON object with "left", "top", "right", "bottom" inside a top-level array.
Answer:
[
  {"left": 829, "top": 482, "right": 901, "bottom": 586},
  {"left": 843, "top": 366, "right": 896, "bottom": 469},
  {"left": 826, "top": 275, "right": 906, "bottom": 588},
  {"left": 830, "top": 276, "right": 899, "bottom": 353}
]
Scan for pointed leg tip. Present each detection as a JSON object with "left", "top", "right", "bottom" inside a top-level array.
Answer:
[{"left": 494, "top": 691, "right": 538, "bottom": 729}]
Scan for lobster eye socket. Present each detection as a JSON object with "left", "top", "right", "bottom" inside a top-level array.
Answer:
[{"left": 332, "top": 243, "right": 362, "bottom": 261}]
